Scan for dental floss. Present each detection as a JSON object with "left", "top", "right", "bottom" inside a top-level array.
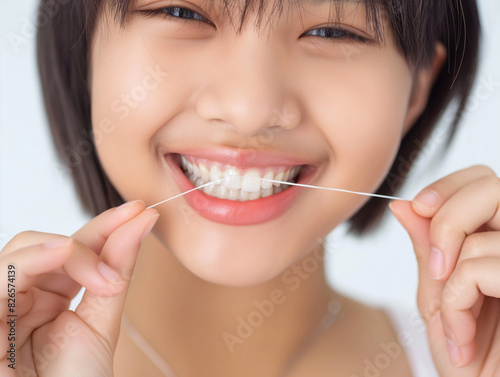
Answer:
[
  {"left": 146, "top": 176, "right": 409, "bottom": 209},
  {"left": 146, "top": 179, "right": 225, "bottom": 209}
]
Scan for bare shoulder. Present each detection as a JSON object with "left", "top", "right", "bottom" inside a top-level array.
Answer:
[{"left": 289, "top": 294, "right": 414, "bottom": 377}]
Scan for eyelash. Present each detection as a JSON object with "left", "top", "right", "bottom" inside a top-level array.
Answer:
[
  {"left": 139, "top": 7, "right": 369, "bottom": 44},
  {"left": 139, "top": 7, "right": 214, "bottom": 26}
]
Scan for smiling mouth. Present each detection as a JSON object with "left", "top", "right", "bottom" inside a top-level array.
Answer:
[{"left": 177, "top": 153, "right": 303, "bottom": 201}]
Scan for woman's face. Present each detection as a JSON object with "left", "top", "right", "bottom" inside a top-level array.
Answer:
[{"left": 89, "top": 0, "right": 419, "bottom": 286}]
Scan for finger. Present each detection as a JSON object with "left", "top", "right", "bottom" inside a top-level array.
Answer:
[
  {"left": 35, "top": 273, "right": 80, "bottom": 298},
  {"left": 1, "top": 231, "right": 70, "bottom": 256},
  {"left": 0, "top": 200, "right": 144, "bottom": 258},
  {"left": 73, "top": 200, "right": 146, "bottom": 254},
  {"left": 1, "top": 237, "right": 129, "bottom": 302},
  {"left": 427, "top": 176, "right": 500, "bottom": 280},
  {"left": 58, "top": 238, "right": 130, "bottom": 298},
  {"left": 457, "top": 232, "right": 500, "bottom": 319},
  {"left": 456, "top": 232, "right": 500, "bottom": 264},
  {"left": 440, "top": 257, "right": 500, "bottom": 366},
  {"left": 75, "top": 208, "right": 159, "bottom": 349},
  {"left": 31, "top": 201, "right": 147, "bottom": 298},
  {"left": 412, "top": 165, "right": 496, "bottom": 217},
  {"left": 389, "top": 200, "right": 445, "bottom": 322},
  {"left": 0, "top": 238, "right": 74, "bottom": 294}
]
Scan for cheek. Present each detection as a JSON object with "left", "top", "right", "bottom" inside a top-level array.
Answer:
[
  {"left": 299, "top": 51, "right": 413, "bottom": 193},
  {"left": 89, "top": 24, "right": 191, "bottom": 201}
]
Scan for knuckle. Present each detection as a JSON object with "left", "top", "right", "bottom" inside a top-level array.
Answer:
[
  {"left": 477, "top": 174, "right": 499, "bottom": 188},
  {"left": 417, "top": 294, "right": 441, "bottom": 323},
  {"left": 446, "top": 259, "right": 474, "bottom": 294},
  {"left": 473, "top": 164, "right": 496, "bottom": 177},
  {"left": 455, "top": 257, "right": 477, "bottom": 277},
  {"left": 430, "top": 216, "right": 454, "bottom": 240},
  {"left": 461, "top": 233, "right": 485, "bottom": 259},
  {"left": 4, "top": 231, "right": 38, "bottom": 250},
  {"left": 2, "top": 231, "right": 66, "bottom": 255}
]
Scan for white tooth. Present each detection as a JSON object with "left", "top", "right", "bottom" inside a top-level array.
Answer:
[
  {"left": 181, "top": 155, "right": 188, "bottom": 170},
  {"left": 189, "top": 173, "right": 196, "bottom": 183},
  {"left": 192, "top": 163, "right": 201, "bottom": 178},
  {"left": 228, "top": 189, "right": 240, "bottom": 200},
  {"left": 240, "top": 190, "right": 249, "bottom": 201},
  {"left": 248, "top": 191, "right": 261, "bottom": 200},
  {"left": 204, "top": 183, "right": 217, "bottom": 196},
  {"left": 273, "top": 186, "right": 282, "bottom": 194},
  {"left": 217, "top": 185, "right": 228, "bottom": 199},
  {"left": 210, "top": 165, "right": 222, "bottom": 181},
  {"left": 262, "top": 188, "right": 273, "bottom": 197},
  {"left": 187, "top": 161, "right": 193, "bottom": 174},
  {"left": 274, "top": 171, "right": 284, "bottom": 187},
  {"left": 194, "top": 178, "right": 203, "bottom": 187},
  {"left": 241, "top": 170, "right": 261, "bottom": 192},
  {"left": 223, "top": 168, "right": 242, "bottom": 190},
  {"left": 199, "top": 163, "right": 210, "bottom": 183},
  {"left": 262, "top": 171, "right": 274, "bottom": 189},
  {"left": 283, "top": 169, "right": 290, "bottom": 182}
]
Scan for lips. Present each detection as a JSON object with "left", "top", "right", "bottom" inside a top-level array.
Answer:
[{"left": 164, "top": 149, "right": 317, "bottom": 225}]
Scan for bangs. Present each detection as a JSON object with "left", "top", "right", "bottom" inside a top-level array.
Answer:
[{"left": 109, "top": 0, "right": 386, "bottom": 41}]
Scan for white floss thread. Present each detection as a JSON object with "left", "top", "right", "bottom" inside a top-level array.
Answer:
[{"left": 146, "top": 177, "right": 409, "bottom": 209}]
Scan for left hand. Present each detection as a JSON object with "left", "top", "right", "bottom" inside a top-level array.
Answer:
[{"left": 389, "top": 165, "right": 500, "bottom": 376}]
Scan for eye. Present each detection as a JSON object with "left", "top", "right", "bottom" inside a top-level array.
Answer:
[
  {"left": 301, "top": 27, "right": 369, "bottom": 44},
  {"left": 140, "top": 6, "right": 214, "bottom": 26}
]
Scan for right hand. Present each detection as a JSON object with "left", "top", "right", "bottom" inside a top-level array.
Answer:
[{"left": 0, "top": 200, "right": 159, "bottom": 376}]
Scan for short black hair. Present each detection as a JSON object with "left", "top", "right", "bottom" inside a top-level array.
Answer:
[{"left": 36, "top": 0, "right": 480, "bottom": 234}]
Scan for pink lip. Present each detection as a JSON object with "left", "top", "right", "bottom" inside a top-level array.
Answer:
[{"left": 164, "top": 151, "right": 317, "bottom": 226}]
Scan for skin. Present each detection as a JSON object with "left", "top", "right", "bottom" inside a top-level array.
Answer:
[
  {"left": 89, "top": 1, "right": 424, "bottom": 287},
  {"left": 90, "top": 1, "right": 434, "bottom": 375},
  {"left": 0, "top": 0, "right": 498, "bottom": 376},
  {"left": 391, "top": 166, "right": 500, "bottom": 374}
]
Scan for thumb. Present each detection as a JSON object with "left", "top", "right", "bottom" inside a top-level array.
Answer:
[
  {"left": 389, "top": 200, "right": 445, "bottom": 322},
  {"left": 389, "top": 200, "right": 431, "bottom": 255},
  {"left": 390, "top": 200, "right": 452, "bottom": 364},
  {"left": 75, "top": 208, "right": 159, "bottom": 349}
]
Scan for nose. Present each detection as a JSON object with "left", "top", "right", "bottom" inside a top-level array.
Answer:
[{"left": 194, "top": 32, "right": 301, "bottom": 137}]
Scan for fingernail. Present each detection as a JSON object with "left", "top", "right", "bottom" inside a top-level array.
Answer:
[
  {"left": 388, "top": 201, "right": 401, "bottom": 219},
  {"left": 140, "top": 214, "right": 160, "bottom": 242},
  {"left": 115, "top": 200, "right": 145, "bottom": 212},
  {"left": 43, "top": 238, "right": 73, "bottom": 249},
  {"left": 429, "top": 247, "right": 445, "bottom": 279},
  {"left": 388, "top": 201, "right": 396, "bottom": 213},
  {"left": 446, "top": 338, "right": 463, "bottom": 367},
  {"left": 97, "top": 262, "right": 124, "bottom": 284},
  {"left": 414, "top": 190, "right": 440, "bottom": 208}
]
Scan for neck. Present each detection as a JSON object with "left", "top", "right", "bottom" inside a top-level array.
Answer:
[{"left": 123, "top": 234, "right": 337, "bottom": 377}]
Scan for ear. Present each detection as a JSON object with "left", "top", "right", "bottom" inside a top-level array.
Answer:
[{"left": 402, "top": 42, "right": 447, "bottom": 135}]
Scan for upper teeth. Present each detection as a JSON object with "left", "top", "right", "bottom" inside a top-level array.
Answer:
[{"left": 179, "top": 154, "right": 302, "bottom": 200}]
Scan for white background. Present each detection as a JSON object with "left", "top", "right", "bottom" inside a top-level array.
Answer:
[{"left": 1, "top": 1, "right": 499, "bottom": 314}]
